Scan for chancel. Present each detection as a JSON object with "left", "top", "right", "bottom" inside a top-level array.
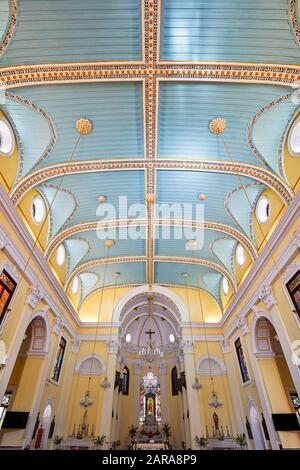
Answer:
[{"left": 0, "top": 0, "right": 300, "bottom": 452}]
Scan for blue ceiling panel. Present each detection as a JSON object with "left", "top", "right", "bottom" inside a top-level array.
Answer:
[
  {"left": 154, "top": 261, "right": 222, "bottom": 304},
  {"left": 0, "top": 0, "right": 142, "bottom": 64},
  {"left": 7, "top": 82, "right": 144, "bottom": 174},
  {"left": 36, "top": 169, "right": 145, "bottom": 231},
  {"left": 160, "top": 0, "right": 300, "bottom": 64},
  {"left": 157, "top": 81, "right": 295, "bottom": 174},
  {"left": 156, "top": 169, "right": 262, "bottom": 234}
]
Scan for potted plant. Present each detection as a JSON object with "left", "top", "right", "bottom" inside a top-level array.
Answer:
[
  {"left": 128, "top": 424, "right": 139, "bottom": 444},
  {"left": 53, "top": 435, "right": 63, "bottom": 449},
  {"left": 162, "top": 422, "right": 171, "bottom": 449},
  {"left": 234, "top": 433, "right": 247, "bottom": 449},
  {"left": 112, "top": 439, "right": 120, "bottom": 450},
  {"left": 94, "top": 434, "right": 106, "bottom": 449},
  {"left": 194, "top": 435, "right": 208, "bottom": 449}
]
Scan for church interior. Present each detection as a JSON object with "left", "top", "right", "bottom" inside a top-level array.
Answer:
[{"left": 0, "top": 0, "right": 300, "bottom": 451}]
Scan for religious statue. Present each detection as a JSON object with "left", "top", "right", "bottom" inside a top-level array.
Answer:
[{"left": 213, "top": 412, "right": 219, "bottom": 431}]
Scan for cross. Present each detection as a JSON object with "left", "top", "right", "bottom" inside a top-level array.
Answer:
[{"left": 145, "top": 329, "right": 155, "bottom": 340}]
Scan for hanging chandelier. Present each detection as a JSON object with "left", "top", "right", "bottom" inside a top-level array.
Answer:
[
  {"left": 79, "top": 390, "right": 94, "bottom": 408},
  {"left": 138, "top": 340, "right": 163, "bottom": 363},
  {"left": 100, "top": 376, "right": 111, "bottom": 390},
  {"left": 208, "top": 390, "right": 223, "bottom": 409}
]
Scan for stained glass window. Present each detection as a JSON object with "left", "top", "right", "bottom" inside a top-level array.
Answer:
[
  {"left": 0, "top": 270, "right": 17, "bottom": 326},
  {"left": 139, "top": 371, "right": 161, "bottom": 423}
]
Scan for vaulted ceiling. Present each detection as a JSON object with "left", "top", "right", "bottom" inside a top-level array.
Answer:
[{"left": 1, "top": 0, "right": 300, "bottom": 315}]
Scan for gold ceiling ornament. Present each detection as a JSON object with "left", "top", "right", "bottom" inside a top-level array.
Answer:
[
  {"left": 145, "top": 192, "right": 156, "bottom": 204},
  {"left": 186, "top": 239, "right": 198, "bottom": 248},
  {"left": 209, "top": 117, "right": 227, "bottom": 134},
  {"left": 98, "top": 195, "right": 107, "bottom": 204},
  {"left": 104, "top": 239, "right": 115, "bottom": 249},
  {"left": 198, "top": 193, "right": 206, "bottom": 201},
  {"left": 75, "top": 118, "right": 93, "bottom": 135}
]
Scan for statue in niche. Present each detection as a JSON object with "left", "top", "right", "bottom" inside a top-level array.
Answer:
[{"left": 213, "top": 412, "right": 219, "bottom": 431}]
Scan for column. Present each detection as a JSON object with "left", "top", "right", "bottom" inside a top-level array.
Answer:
[
  {"left": 23, "top": 314, "right": 65, "bottom": 448},
  {"left": 52, "top": 337, "right": 80, "bottom": 442},
  {"left": 99, "top": 339, "right": 119, "bottom": 444},
  {"left": 133, "top": 363, "right": 142, "bottom": 425},
  {"left": 181, "top": 340, "right": 202, "bottom": 449},
  {"left": 158, "top": 363, "right": 168, "bottom": 423}
]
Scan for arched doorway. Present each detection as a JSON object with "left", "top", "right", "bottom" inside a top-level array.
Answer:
[{"left": 0, "top": 315, "right": 48, "bottom": 448}]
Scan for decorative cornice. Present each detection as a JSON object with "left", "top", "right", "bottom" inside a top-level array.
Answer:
[
  {"left": 220, "top": 338, "right": 231, "bottom": 354},
  {"left": 9, "top": 159, "right": 293, "bottom": 206},
  {"left": 1, "top": 63, "right": 300, "bottom": 90},
  {"left": 71, "top": 337, "right": 81, "bottom": 354},
  {"left": 53, "top": 314, "right": 65, "bottom": 335},
  {"left": 234, "top": 315, "right": 250, "bottom": 336},
  {"left": 0, "top": 0, "right": 17, "bottom": 57},
  {"left": 25, "top": 284, "right": 43, "bottom": 309},
  {"left": 258, "top": 285, "right": 277, "bottom": 310}
]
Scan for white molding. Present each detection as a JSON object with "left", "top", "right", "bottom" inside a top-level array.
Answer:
[
  {"left": 113, "top": 284, "right": 189, "bottom": 322},
  {"left": 25, "top": 284, "right": 43, "bottom": 309},
  {"left": 0, "top": 185, "right": 78, "bottom": 336},
  {"left": 75, "top": 353, "right": 105, "bottom": 374},
  {"left": 222, "top": 189, "right": 300, "bottom": 333},
  {"left": 197, "top": 354, "right": 226, "bottom": 376}
]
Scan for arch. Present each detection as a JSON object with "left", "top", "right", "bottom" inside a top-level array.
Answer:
[
  {"left": 197, "top": 354, "right": 226, "bottom": 376},
  {"left": 113, "top": 284, "right": 189, "bottom": 323},
  {"left": 75, "top": 353, "right": 105, "bottom": 375},
  {"left": 251, "top": 311, "right": 274, "bottom": 356},
  {"left": 27, "top": 312, "right": 50, "bottom": 354}
]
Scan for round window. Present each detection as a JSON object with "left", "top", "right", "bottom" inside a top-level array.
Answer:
[
  {"left": 288, "top": 120, "right": 300, "bottom": 156},
  {"left": 256, "top": 196, "right": 270, "bottom": 224},
  {"left": 236, "top": 244, "right": 245, "bottom": 266},
  {"left": 32, "top": 196, "right": 45, "bottom": 224},
  {"left": 72, "top": 276, "right": 79, "bottom": 295},
  {"left": 169, "top": 333, "right": 175, "bottom": 343},
  {"left": 125, "top": 333, "right": 131, "bottom": 343},
  {"left": 222, "top": 276, "right": 229, "bottom": 296},
  {"left": 0, "top": 119, "right": 14, "bottom": 156},
  {"left": 56, "top": 244, "right": 66, "bottom": 266}
]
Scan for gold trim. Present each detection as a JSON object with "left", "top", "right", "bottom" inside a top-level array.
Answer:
[
  {"left": 9, "top": 159, "right": 293, "bottom": 206},
  {"left": 45, "top": 219, "right": 257, "bottom": 263},
  {"left": 0, "top": 0, "right": 17, "bottom": 57}
]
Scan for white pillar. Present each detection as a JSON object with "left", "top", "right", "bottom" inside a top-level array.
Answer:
[
  {"left": 99, "top": 339, "right": 118, "bottom": 444},
  {"left": 133, "top": 363, "right": 142, "bottom": 425},
  {"left": 244, "top": 332, "right": 279, "bottom": 450},
  {"left": 159, "top": 363, "right": 168, "bottom": 423},
  {"left": 181, "top": 340, "right": 202, "bottom": 449}
]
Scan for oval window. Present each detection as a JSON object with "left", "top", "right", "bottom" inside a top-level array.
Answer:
[
  {"left": 72, "top": 276, "right": 79, "bottom": 295},
  {"left": 236, "top": 244, "right": 245, "bottom": 266},
  {"left": 169, "top": 333, "right": 175, "bottom": 343},
  {"left": 222, "top": 276, "right": 229, "bottom": 296},
  {"left": 256, "top": 196, "right": 270, "bottom": 224},
  {"left": 32, "top": 196, "right": 45, "bottom": 224},
  {"left": 125, "top": 333, "right": 131, "bottom": 343},
  {"left": 56, "top": 244, "right": 66, "bottom": 266},
  {"left": 0, "top": 119, "right": 14, "bottom": 156},
  {"left": 288, "top": 120, "right": 300, "bottom": 156}
]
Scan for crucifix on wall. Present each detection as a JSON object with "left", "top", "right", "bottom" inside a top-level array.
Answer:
[{"left": 145, "top": 329, "right": 155, "bottom": 340}]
